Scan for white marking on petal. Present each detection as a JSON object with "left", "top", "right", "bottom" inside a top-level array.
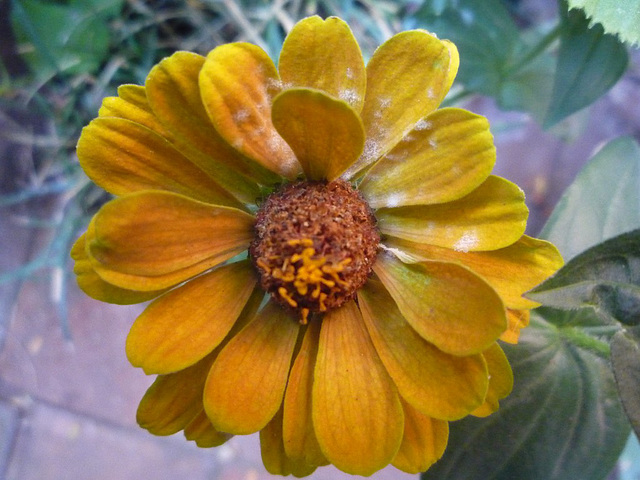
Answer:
[
  {"left": 453, "top": 231, "right": 479, "bottom": 252},
  {"left": 415, "top": 119, "right": 432, "bottom": 131}
]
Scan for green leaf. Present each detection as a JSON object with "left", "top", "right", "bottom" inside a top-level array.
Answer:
[
  {"left": 527, "top": 229, "right": 640, "bottom": 325},
  {"left": 541, "top": 136, "right": 640, "bottom": 260},
  {"left": 11, "top": 0, "right": 125, "bottom": 77},
  {"left": 544, "top": 6, "right": 628, "bottom": 127},
  {"left": 611, "top": 328, "right": 640, "bottom": 439},
  {"left": 421, "top": 311, "right": 629, "bottom": 480},
  {"left": 567, "top": 0, "right": 640, "bottom": 46}
]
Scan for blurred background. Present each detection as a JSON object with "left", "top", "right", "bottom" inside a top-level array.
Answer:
[{"left": 1, "top": 0, "right": 639, "bottom": 478}]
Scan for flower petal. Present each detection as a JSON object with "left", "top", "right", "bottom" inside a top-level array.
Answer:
[
  {"left": 71, "top": 232, "right": 165, "bottom": 304},
  {"left": 77, "top": 117, "right": 243, "bottom": 208},
  {"left": 283, "top": 320, "right": 328, "bottom": 467},
  {"left": 392, "top": 399, "right": 449, "bottom": 474},
  {"left": 126, "top": 261, "right": 257, "bottom": 374},
  {"left": 184, "top": 410, "right": 232, "bottom": 448},
  {"left": 344, "top": 30, "right": 453, "bottom": 178},
  {"left": 272, "top": 88, "right": 365, "bottom": 181},
  {"left": 377, "top": 175, "right": 528, "bottom": 252},
  {"left": 313, "top": 300, "right": 404, "bottom": 475},
  {"left": 385, "top": 235, "right": 564, "bottom": 309},
  {"left": 359, "top": 278, "right": 488, "bottom": 420},
  {"left": 199, "top": 43, "right": 299, "bottom": 179},
  {"left": 278, "top": 16, "right": 366, "bottom": 112},
  {"left": 98, "top": 84, "right": 167, "bottom": 134},
  {"left": 442, "top": 40, "right": 460, "bottom": 98},
  {"left": 136, "top": 352, "right": 214, "bottom": 436},
  {"left": 359, "top": 108, "right": 495, "bottom": 209},
  {"left": 87, "top": 191, "right": 254, "bottom": 291},
  {"left": 204, "top": 301, "right": 300, "bottom": 435},
  {"left": 502, "top": 309, "right": 531, "bottom": 345},
  {"left": 373, "top": 252, "right": 506, "bottom": 355},
  {"left": 146, "top": 51, "right": 272, "bottom": 203},
  {"left": 260, "top": 407, "right": 318, "bottom": 477},
  {"left": 472, "top": 343, "right": 513, "bottom": 417}
]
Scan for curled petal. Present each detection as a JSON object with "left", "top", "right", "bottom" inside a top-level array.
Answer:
[
  {"left": 184, "top": 410, "right": 232, "bottom": 448},
  {"left": 272, "top": 88, "right": 365, "bottom": 181},
  {"left": 501, "top": 309, "right": 531, "bottom": 344},
  {"left": 279, "top": 15, "right": 366, "bottom": 112},
  {"left": 377, "top": 175, "right": 528, "bottom": 252},
  {"left": 374, "top": 252, "right": 506, "bottom": 355},
  {"left": 204, "top": 302, "right": 300, "bottom": 435},
  {"left": 472, "top": 343, "right": 514, "bottom": 417},
  {"left": 313, "top": 301, "right": 404, "bottom": 475}
]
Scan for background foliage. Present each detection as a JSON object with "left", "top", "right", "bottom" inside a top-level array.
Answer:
[{"left": 1, "top": 0, "right": 639, "bottom": 478}]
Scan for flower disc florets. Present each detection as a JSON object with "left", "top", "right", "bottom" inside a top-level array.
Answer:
[{"left": 250, "top": 180, "right": 379, "bottom": 323}]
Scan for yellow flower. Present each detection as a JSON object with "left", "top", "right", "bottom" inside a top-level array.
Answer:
[{"left": 71, "top": 16, "right": 563, "bottom": 476}]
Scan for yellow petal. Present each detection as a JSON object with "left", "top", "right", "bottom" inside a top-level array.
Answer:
[
  {"left": 261, "top": 407, "right": 318, "bottom": 477},
  {"left": 126, "top": 261, "right": 256, "bottom": 374},
  {"left": 501, "top": 309, "right": 531, "bottom": 344},
  {"left": 359, "top": 278, "right": 488, "bottom": 420},
  {"left": 71, "top": 232, "right": 165, "bottom": 304},
  {"left": 136, "top": 352, "right": 214, "bottom": 436},
  {"left": 283, "top": 320, "right": 328, "bottom": 467},
  {"left": 313, "top": 300, "right": 404, "bottom": 475},
  {"left": 385, "top": 235, "right": 564, "bottom": 309},
  {"left": 441, "top": 40, "right": 460, "bottom": 100},
  {"left": 359, "top": 108, "right": 495, "bottom": 208},
  {"left": 344, "top": 30, "right": 453, "bottom": 178},
  {"left": 377, "top": 175, "right": 528, "bottom": 252},
  {"left": 87, "top": 191, "right": 253, "bottom": 291},
  {"left": 199, "top": 43, "right": 299, "bottom": 179},
  {"left": 392, "top": 399, "right": 449, "bottom": 474},
  {"left": 204, "top": 301, "right": 300, "bottom": 435},
  {"left": 279, "top": 16, "right": 366, "bottom": 112},
  {"left": 98, "top": 84, "right": 168, "bottom": 135},
  {"left": 374, "top": 252, "right": 506, "bottom": 355},
  {"left": 146, "top": 52, "right": 273, "bottom": 203},
  {"left": 271, "top": 88, "right": 365, "bottom": 181},
  {"left": 77, "top": 117, "right": 243, "bottom": 208},
  {"left": 472, "top": 343, "right": 514, "bottom": 417},
  {"left": 184, "top": 410, "right": 232, "bottom": 448}
]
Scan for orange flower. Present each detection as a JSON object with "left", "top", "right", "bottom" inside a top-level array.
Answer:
[{"left": 71, "top": 16, "right": 563, "bottom": 476}]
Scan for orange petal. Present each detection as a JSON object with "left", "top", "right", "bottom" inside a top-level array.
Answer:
[
  {"left": 374, "top": 252, "right": 506, "bottom": 355},
  {"left": 77, "top": 117, "right": 243, "bottom": 208},
  {"left": 344, "top": 30, "right": 453, "bottom": 178},
  {"left": 126, "top": 261, "right": 256, "bottom": 374},
  {"left": 184, "top": 410, "right": 232, "bottom": 448},
  {"left": 260, "top": 407, "right": 318, "bottom": 477},
  {"left": 472, "top": 343, "right": 513, "bottom": 417},
  {"left": 359, "top": 108, "right": 495, "bottom": 209},
  {"left": 359, "top": 278, "right": 488, "bottom": 420},
  {"left": 98, "top": 84, "right": 168, "bottom": 135},
  {"left": 385, "top": 235, "right": 564, "bottom": 309},
  {"left": 271, "top": 88, "right": 365, "bottom": 181},
  {"left": 203, "top": 301, "right": 300, "bottom": 435},
  {"left": 283, "top": 320, "right": 328, "bottom": 467},
  {"left": 71, "top": 232, "right": 165, "bottom": 304},
  {"left": 199, "top": 43, "right": 299, "bottom": 179},
  {"left": 376, "top": 175, "right": 528, "bottom": 252},
  {"left": 392, "top": 398, "right": 449, "bottom": 474},
  {"left": 313, "top": 300, "right": 404, "bottom": 475},
  {"left": 278, "top": 16, "right": 366, "bottom": 112},
  {"left": 136, "top": 352, "right": 214, "bottom": 436},
  {"left": 145, "top": 51, "right": 273, "bottom": 203},
  {"left": 501, "top": 309, "right": 531, "bottom": 344},
  {"left": 87, "top": 191, "right": 253, "bottom": 291}
]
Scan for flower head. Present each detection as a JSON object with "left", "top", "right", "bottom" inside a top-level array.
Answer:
[{"left": 72, "top": 16, "right": 563, "bottom": 476}]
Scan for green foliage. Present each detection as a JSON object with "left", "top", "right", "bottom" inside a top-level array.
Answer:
[
  {"left": 568, "top": 0, "right": 640, "bottom": 46},
  {"left": 611, "top": 328, "right": 640, "bottom": 439}
]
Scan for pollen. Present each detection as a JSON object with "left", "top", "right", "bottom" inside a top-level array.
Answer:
[{"left": 250, "top": 180, "right": 379, "bottom": 322}]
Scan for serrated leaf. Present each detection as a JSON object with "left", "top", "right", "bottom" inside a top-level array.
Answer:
[
  {"left": 422, "top": 311, "right": 629, "bottom": 480},
  {"left": 541, "top": 136, "right": 640, "bottom": 260},
  {"left": 611, "top": 328, "right": 640, "bottom": 439},
  {"left": 544, "top": 6, "right": 628, "bottom": 127},
  {"left": 568, "top": 0, "right": 640, "bottom": 46},
  {"left": 527, "top": 229, "right": 640, "bottom": 325}
]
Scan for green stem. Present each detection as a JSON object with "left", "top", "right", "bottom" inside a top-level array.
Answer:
[
  {"left": 505, "top": 22, "right": 563, "bottom": 77},
  {"left": 559, "top": 325, "right": 611, "bottom": 359},
  {"left": 441, "top": 89, "right": 473, "bottom": 108}
]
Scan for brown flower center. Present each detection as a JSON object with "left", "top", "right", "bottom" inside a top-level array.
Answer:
[{"left": 250, "top": 180, "right": 380, "bottom": 323}]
